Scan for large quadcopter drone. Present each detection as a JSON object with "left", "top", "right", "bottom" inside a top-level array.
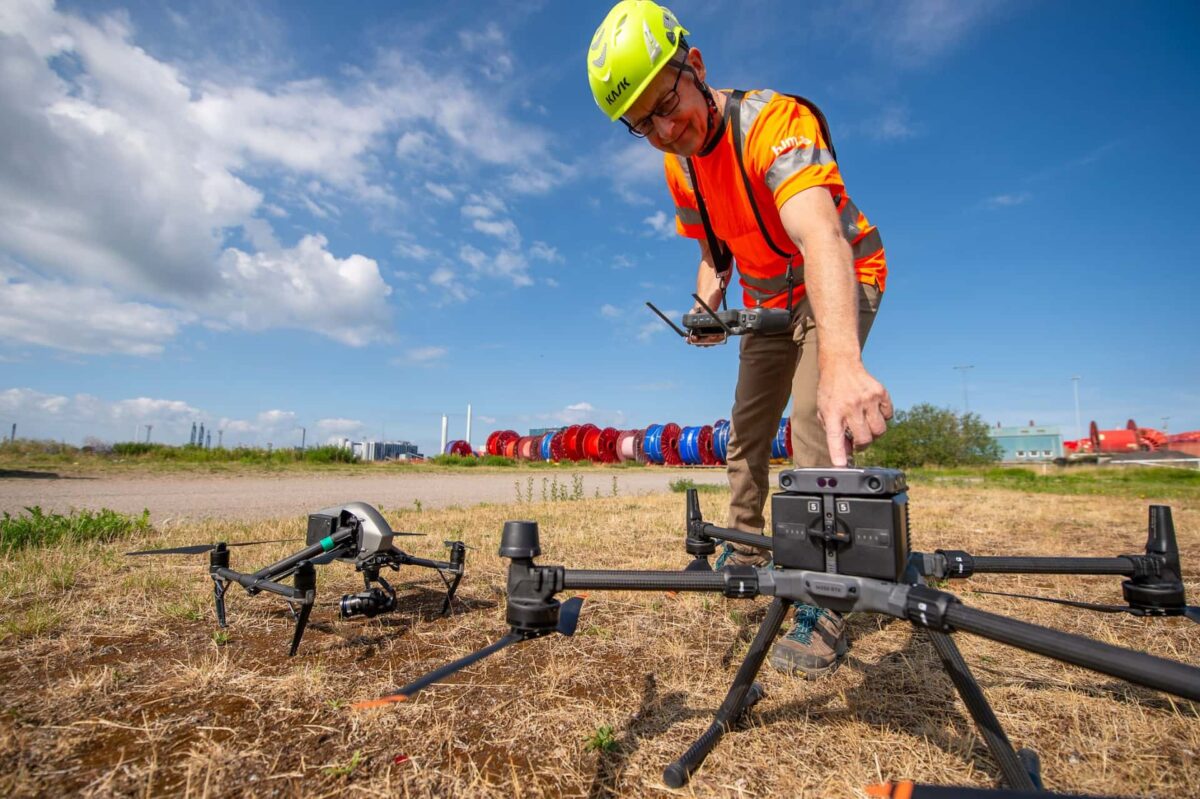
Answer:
[
  {"left": 127, "top": 502, "right": 466, "bottom": 656},
  {"left": 355, "top": 468, "right": 1198, "bottom": 797}
]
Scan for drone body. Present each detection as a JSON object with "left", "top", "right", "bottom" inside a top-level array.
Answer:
[{"left": 128, "top": 501, "right": 466, "bottom": 655}]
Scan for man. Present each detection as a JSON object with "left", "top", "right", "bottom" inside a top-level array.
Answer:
[{"left": 588, "top": 1, "right": 893, "bottom": 678}]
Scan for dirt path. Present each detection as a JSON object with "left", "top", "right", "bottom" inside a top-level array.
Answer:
[{"left": 0, "top": 468, "right": 729, "bottom": 522}]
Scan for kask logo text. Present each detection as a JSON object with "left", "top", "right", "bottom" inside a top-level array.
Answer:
[{"left": 605, "top": 77, "right": 631, "bottom": 106}]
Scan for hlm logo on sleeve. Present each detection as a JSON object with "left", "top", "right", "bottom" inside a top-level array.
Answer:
[
  {"left": 605, "top": 77, "right": 631, "bottom": 107},
  {"left": 771, "top": 135, "right": 813, "bottom": 157}
]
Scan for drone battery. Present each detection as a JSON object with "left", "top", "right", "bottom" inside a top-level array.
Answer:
[
  {"left": 306, "top": 512, "right": 338, "bottom": 547},
  {"left": 771, "top": 468, "right": 910, "bottom": 582}
]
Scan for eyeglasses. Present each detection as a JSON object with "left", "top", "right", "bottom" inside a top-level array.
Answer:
[{"left": 623, "top": 63, "right": 692, "bottom": 139}]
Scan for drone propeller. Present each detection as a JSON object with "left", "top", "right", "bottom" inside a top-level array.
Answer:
[
  {"left": 125, "top": 539, "right": 297, "bottom": 556},
  {"left": 971, "top": 589, "right": 1200, "bottom": 624},
  {"left": 352, "top": 595, "right": 587, "bottom": 710},
  {"left": 685, "top": 557, "right": 714, "bottom": 572}
]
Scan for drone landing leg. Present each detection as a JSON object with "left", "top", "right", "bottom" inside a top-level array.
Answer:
[
  {"left": 441, "top": 543, "right": 467, "bottom": 615},
  {"left": 288, "top": 560, "right": 316, "bottom": 657},
  {"left": 925, "top": 628, "right": 1039, "bottom": 791},
  {"left": 209, "top": 544, "right": 230, "bottom": 627},
  {"left": 663, "top": 596, "right": 789, "bottom": 789}
]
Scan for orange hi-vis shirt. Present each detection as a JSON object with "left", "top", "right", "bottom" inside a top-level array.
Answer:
[{"left": 665, "top": 90, "right": 886, "bottom": 309}]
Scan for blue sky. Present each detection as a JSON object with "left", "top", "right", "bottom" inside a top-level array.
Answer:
[{"left": 1, "top": 0, "right": 1197, "bottom": 454}]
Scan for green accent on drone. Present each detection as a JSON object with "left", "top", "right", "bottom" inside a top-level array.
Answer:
[{"left": 320, "top": 536, "right": 335, "bottom": 551}]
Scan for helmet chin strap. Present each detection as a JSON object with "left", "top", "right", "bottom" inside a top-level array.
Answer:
[{"left": 692, "top": 74, "right": 724, "bottom": 156}]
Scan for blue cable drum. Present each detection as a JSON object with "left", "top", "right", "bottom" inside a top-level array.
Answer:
[
  {"left": 643, "top": 424, "right": 665, "bottom": 464},
  {"left": 540, "top": 432, "right": 555, "bottom": 461},
  {"left": 679, "top": 426, "right": 704, "bottom": 465},
  {"left": 771, "top": 418, "right": 789, "bottom": 459},
  {"left": 712, "top": 419, "right": 730, "bottom": 463}
]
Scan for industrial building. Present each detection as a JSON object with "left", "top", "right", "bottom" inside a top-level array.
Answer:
[
  {"left": 342, "top": 439, "right": 422, "bottom": 461},
  {"left": 990, "top": 425, "right": 1063, "bottom": 462}
]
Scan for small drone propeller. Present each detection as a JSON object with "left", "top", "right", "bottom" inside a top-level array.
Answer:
[
  {"left": 971, "top": 589, "right": 1200, "bottom": 625},
  {"left": 352, "top": 595, "right": 587, "bottom": 710},
  {"left": 684, "top": 557, "right": 714, "bottom": 572},
  {"left": 125, "top": 539, "right": 297, "bottom": 556}
]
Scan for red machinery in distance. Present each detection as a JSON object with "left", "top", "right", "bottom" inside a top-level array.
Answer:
[{"left": 1066, "top": 419, "right": 1184, "bottom": 454}]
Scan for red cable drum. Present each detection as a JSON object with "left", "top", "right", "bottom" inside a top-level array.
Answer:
[
  {"left": 517, "top": 436, "right": 537, "bottom": 461},
  {"left": 580, "top": 424, "right": 602, "bottom": 461},
  {"left": 561, "top": 425, "right": 583, "bottom": 460},
  {"left": 599, "top": 427, "right": 620, "bottom": 463},
  {"left": 550, "top": 430, "right": 566, "bottom": 462},
  {"left": 660, "top": 422, "right": 683, "bottom": 466},
  {"left": 698, "top": 424, "right": 718, "bottom": 465},
  {"left": 487, "top": 429, "right": 519, "bottom": 456},
  {"left": 634, "top": 428, "right": 647, "bottom": 464},
  {"left": 503, "top": 437, "right": 519, "bottom": 459},
  {"left": 445, "top": 440, "right": 473, "bottom": 457}
]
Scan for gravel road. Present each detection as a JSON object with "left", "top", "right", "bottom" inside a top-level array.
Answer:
[{"left": 0, "top": 468, "right": 728, "bottom": 523}]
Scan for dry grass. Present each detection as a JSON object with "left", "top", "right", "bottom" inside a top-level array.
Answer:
[{"left": 0, "top": 484, "right": 1197, "bottom": 798}]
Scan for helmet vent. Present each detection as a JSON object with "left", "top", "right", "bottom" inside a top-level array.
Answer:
[{"left": 642, "top": 20, "right": 661, "bottom": 61}]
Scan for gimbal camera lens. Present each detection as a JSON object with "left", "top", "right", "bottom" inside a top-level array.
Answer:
[{"left": 340, "top": 589, "right": 393, "bottom": 619}]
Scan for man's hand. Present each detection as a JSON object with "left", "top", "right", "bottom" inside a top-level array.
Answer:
[{"left": 816, "top": 360, "right": 893, "bottom": 466}]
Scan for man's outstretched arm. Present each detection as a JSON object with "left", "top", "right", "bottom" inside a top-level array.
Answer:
[{"left": 779, "top": 186, "right": 892, "bottom": 465}]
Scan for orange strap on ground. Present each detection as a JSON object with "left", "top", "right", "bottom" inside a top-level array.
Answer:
[{"left": 865, "top": 782, "right": 914, "bottom": 799}]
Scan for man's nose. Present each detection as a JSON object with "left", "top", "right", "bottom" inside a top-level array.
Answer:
[{"left": 652, "top": 112, "right": 678, "bottom": 139}]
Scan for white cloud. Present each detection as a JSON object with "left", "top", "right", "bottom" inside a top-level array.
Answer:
[
  {"left": 0, "top": 276, "right": 187, "bottom": 355},
  {"left": 424, "top": 181, "right": 454, "bottom": 202},
  {"left": 395, "top": 345, "right": 447, "bottom": 365},
  {"left": 856, "top": 0, "right": 1005, "bottom": 68},
  {"left": 216, "top": 235, "right": 393, "bottom": 346},
  {"left": 540, "top": 401, "right": 627, "bottom": 428},
  {"left": 600, "top": 304, "right": 621, "bottom": 318},
  {"left": 315, "top": 417, "right": 364, "bottom": 439},
  {"left": 984, "top": 192, "right": 1032, "bottom": 209},
  {"left": 643, "top": 210, "right": 675, "bottom": 238},
  {"left": 530, "top": 241, "right": 561, "bottom": 263},
  {"left": 0, "top": 386, "right": 204, "bottom": 443},
  {"left": 867, "top": 105, "right": 917, "bottom": 140},
  {"left": 608, "top": 140, "right": 667, "bottom": 206}
]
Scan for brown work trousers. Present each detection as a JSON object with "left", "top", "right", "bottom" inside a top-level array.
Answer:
[{"left": 726, "top": 282, "right": 882, "bottom": 534}]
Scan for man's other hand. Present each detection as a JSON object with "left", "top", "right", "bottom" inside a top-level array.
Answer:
[{"left": 816, "top": 362, "right": 893, "bottom": 466}]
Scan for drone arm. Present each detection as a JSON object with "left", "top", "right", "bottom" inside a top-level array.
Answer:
[
  {"left": 903, "top": 586, "right": 1200, "bottom": 702},
  {"left": 925, "top": 550, "right": 1139, "bottom": 579},
  {"left": 250, "top": 526, "right": 356, "bottom": 581},
  {"left": 210, "top": 567, "right": 306, "bottom": 599}
]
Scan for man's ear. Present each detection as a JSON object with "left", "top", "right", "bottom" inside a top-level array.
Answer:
[{"left": 687, "top": 47, "right": 706, "bottom": 84}]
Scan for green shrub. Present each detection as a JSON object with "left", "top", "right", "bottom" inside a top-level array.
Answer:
[
  {"left": 1, "top": 506, "right": 151, "bottom": 551},
  {"left": 859, "top": 404, "right": 1002, "bottom": 469}
]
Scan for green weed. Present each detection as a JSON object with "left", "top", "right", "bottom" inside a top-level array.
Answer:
[
  {"left": 0, "top": 506, "right": 151, "bottom": 551},
  {"left": 585, "top": 725, "right": 618, "bottom": 753}
]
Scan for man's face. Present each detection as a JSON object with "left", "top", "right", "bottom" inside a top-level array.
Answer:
[{"left": 622, "top": 51, "right": 709, "bottom": 157}]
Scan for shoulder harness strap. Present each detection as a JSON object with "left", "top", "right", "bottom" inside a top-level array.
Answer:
[{"left": 728, "top": 90, "right": 838, "bottom": 260}]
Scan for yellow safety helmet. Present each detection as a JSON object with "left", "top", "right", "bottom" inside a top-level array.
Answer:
[{"left": 587, "top": 0, "right": 689, "bottom": 121}]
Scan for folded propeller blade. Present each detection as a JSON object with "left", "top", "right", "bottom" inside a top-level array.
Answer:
[
  {"left": 125, "top": 538, "right": 297, "bottom": 556},
  {"left": 684, "top": 557, "right": 713, "bottom": 572},
  {"left": 557, "top": 596, "right": 586, "bottom": 636},
  {"left": 969, "top": 589, "right": 1130, "bottom": 613},
  {"left": 972, "top": 589, "right": 1200, "bottom": 622},
  {"left": 352, "top": 631, "right": 525, "bottom": 709}
]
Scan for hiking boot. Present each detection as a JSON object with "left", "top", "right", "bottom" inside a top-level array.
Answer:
[
  {"left": 713, "top": 542, "right": 771, "bottom": 570},
  {"left": 768, "top": 603, "right": 847, "bottom": 679}
]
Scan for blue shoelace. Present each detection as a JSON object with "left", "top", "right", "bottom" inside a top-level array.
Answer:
[{"left": 785, "top": 603, "right": 829, "bottom": 645}]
